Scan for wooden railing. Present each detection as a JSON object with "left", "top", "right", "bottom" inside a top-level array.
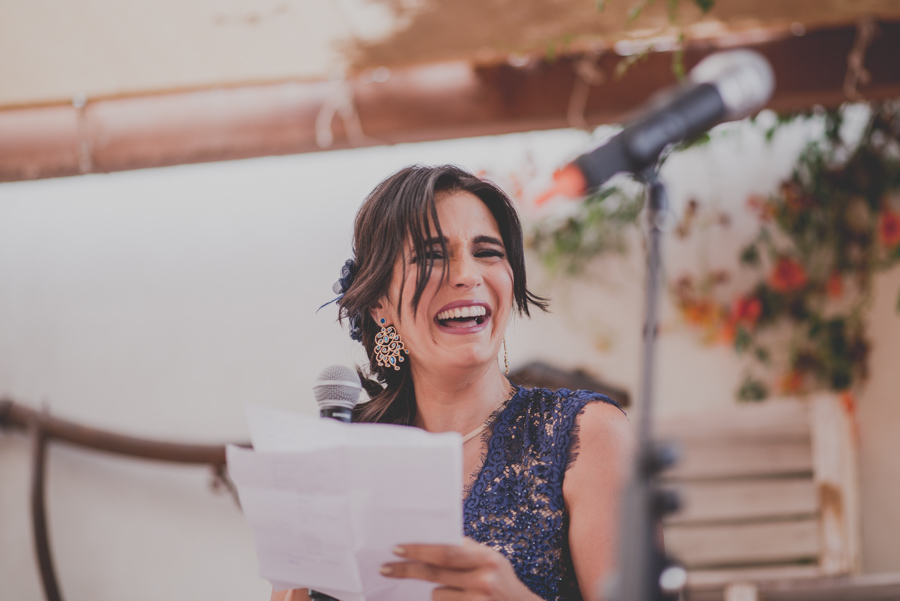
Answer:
[{"left": 0, "top": 397, "right": 245, "bottom": 601}]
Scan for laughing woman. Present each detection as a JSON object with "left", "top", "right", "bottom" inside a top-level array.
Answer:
[{"left": 273, "top": 165, "right": 634, "bottom": 601}]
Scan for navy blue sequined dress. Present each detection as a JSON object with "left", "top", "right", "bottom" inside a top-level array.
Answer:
[{"left": 462, "top": 386, "right": 621, "bottom": 601}]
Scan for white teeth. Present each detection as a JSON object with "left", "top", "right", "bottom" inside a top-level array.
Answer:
[{"left": 437, "top": 305, "right": 487, "bottom": 321}]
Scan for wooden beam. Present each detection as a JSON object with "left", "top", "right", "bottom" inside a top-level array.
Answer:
[
  {"left": 665, "top": 519, "right": 821, "bottom": 568},
  {"left": 0, "top": 21, "right": 898, "bottom": 182},
  {"left": 0, "top": 399, "right": 234, "bottom": 465}
]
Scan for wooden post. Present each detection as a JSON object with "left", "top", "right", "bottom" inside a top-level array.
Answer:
[
  {"left": 809, "top": 394, "right": 862, "bottom": 575},
  {"left": 30, "top": 423, "right": 64, "bottom": 601}
]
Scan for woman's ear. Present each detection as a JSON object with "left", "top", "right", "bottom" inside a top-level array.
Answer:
[{"left": 369, "top": 301, "right": 384, "bottom": 326}]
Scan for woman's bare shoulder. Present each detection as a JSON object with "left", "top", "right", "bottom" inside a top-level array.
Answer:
[
  {"left": 565, "top": 400, "right": 635, "bottom": 492},
  {"left": 575, "top": 399, "right": 634, "bottom": 455}
]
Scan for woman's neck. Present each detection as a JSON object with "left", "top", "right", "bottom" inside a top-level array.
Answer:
[{"left": 410, "top": 363, "right": 512, "bottom": 435}]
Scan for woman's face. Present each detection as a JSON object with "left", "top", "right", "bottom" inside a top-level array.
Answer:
[{"left": 374, "top": 189, "right": 514, "bottom": 378}]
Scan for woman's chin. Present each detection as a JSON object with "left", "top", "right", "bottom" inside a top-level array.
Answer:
[{"left": 427, "top": 345, "right": 500, "bottom": 374}]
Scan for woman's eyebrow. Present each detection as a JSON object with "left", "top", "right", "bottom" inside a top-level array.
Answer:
[
  {"left": 420, "top": 235, "right": 503, "bottom": 246},
  {"left": 473, "top": 235, "right": 504, "bottom": 246}
]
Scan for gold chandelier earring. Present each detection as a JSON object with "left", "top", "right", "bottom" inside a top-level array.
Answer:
[
  {"left": 503, "top": 338, "right": 509, "bottom": 375},
  {"left": 374, "top": 318, "right": 408, "bottom": 371}
]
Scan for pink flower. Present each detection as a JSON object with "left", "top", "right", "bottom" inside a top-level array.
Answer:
[
  {"left": 780, "top": 370, "right": 804, "bottom": 394},
  {"left": 769, "top": 257, "right": 808, "bottom": 293},
  {"left": 827, "top": 272, "right": 843, "bottom": 299},
  {"left": 880, "top": 210, "right": 900, "bottom": 248},
  {"left": 733, "top": 297, "right": 762, "bottom": 325}
]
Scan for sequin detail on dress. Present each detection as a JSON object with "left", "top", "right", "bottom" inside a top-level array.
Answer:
[{"left": 463, "top": 386, "right": 620, "bottom": 601}]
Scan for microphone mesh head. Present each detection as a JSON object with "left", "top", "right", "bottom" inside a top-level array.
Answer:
[
  {"left": 690, "top": 49, "right": 775, "bottom": 121},
  {"left": 314, "top": 364, "right": 362, "bottom": 411}
]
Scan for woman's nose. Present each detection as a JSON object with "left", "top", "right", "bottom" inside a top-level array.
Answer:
[{"left": 449, "top": 254, "right": 480, "bottom": 288}]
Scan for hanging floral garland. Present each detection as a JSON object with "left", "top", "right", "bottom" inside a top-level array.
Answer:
[
  {"left": 672, "top": 103, "right": 900, "bottom": 401},
  {"left": 529, "top": 102, "right": 900, "bottom": 402}
]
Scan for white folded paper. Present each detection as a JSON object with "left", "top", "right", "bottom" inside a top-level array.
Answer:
[{"left": 227, "top": 406, "right": 463, "bottom": 601}]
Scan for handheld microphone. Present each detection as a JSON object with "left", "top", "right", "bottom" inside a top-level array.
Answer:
[
  {"left": 309, "top": 365, "right": 362, "bottom": 601},
  {"left": 543, "top": 49, "right": 775, "bottom": 199},
  {"left": 313, "top": 364, "right": 363, "bottom": 423}
]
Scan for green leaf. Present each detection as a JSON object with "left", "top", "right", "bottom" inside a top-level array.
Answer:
[
  {"left": 754, "top": 347, "right": 771, "bottom": 365},
  {"left": 734, "top": 326, "right": 752, "bottom": 353},
  {"left": 627, "top": 0, "right": 650, "bottom": 22},
  {"left": 740, "top": 243, "right": 760, "bottom": 266},
  {"left": 830, "top": 364, "right": 853, "bottom": 391},
  {"left": 737, "top": 376, "right": 768, "bottom": 402},
  {"left": 613, "top": 48, "right": 652, "bottom": 80},
  {"left": 667, "top": 0, "right": 680, "bottom": 22},
  {"left": 694, "top": 0, "right": 715, "bottom": 12},
  {"left": 671, "top": 131, "right": 711, "bottom": 153},
  {"left": 545, "top": 43, "right": 557, "bottom": 63},
  {"left": 671, "top": 46, "right": 686, "bottom": 80},
  {"left": 896, "top": 288, "right": 900, "bottom": 314}
]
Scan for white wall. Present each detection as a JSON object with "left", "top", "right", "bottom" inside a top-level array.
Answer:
[{"left": 1, "top": 122, "right": 899, "bottom": 600}]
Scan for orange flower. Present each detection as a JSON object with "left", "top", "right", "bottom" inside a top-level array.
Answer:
[
  {"left": 769, "top": 257, "right": 808, "bottom": 292},
  {"left": 780, "top": 181, "right": 814, "bottom": 211},
  {"left": 827, "top": 272, "right": 843, "bottom": 299},
  {"left": 780, "top": 370, "right": 804, "bottom": 394},
  {"left": 746, "top": 194, "right": 774, "bottom": 221},
  {"left": 684, "top": 299, "right": 717, "bottom": 327},
  {"left": 718, "top": 320, "right": 737, "bottom": 344},
  {"left": 880, "top": 210, "right": 900, "bottom": 248},
  {"left": 840, "top": 391, "right": 860, "bottom": 442},
  {"left": 840, "top": 391, "right": 857, "bottom": 415},
  {"left": 780, "top": 180, "right": 801, "bottom": 201},
  {"left": 733, "top": 296, "right": 762, "bottom": 325}
]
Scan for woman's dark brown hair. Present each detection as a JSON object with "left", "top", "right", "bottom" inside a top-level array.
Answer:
[{"left": 338, "top": 165, "right": 548, "bottom": 424}]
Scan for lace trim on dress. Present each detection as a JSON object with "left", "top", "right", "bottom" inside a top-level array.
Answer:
[{"left": 461, "top": 385, "right": 520, "bottom": 499}]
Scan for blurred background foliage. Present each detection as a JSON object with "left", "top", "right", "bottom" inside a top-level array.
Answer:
[{"left": 530, "top": 101, "right": 900, "bottom": 402}]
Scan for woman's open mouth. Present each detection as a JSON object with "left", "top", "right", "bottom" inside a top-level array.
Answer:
[{"left": 434, "top": 302, "right": 491, "bottom": 332}]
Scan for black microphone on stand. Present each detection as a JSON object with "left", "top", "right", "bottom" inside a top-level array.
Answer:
[
  {"left": 538, "top": 49, "right": 775, "bottom": 202},
  {"left": 570, "top": 50, "right": 773, "bottom": 601},
  {"left": 309, "top": 364, "right": 362, "bottom": 601}
]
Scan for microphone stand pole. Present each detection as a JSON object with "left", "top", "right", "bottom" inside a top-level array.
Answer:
[{"left": 609, "top": 168, "right": 679, "bottom": 601}]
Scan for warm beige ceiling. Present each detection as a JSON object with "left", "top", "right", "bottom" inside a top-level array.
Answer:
[
  {"left": 2, "top": 0, "right": 899, "bottom": 109},
  {"left": 351, "top": 0, "right": 900, "bottom": 69},
  {"left": 0, "top": 0, "right": 411, "bottom": 107}
]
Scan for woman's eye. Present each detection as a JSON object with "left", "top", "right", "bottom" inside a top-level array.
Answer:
[
  {"left": 476, "top": 249, "right": 505, "bottom": 259},
  {"left": 411, "top": 249, "right": 445, "bottom": 263}
]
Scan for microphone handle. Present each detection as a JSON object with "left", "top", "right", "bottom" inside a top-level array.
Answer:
[
  {"left": 319, "top": 406, "right": 353, "bottom": 422},
  {"left": 622, "top": 82, "right": 724, "bottom": 165},
  {"left": 573, "top": 82, "right": 725, "bottom": 190},
  {"left": 309, "top": 404, "right": 354, "bottom": 601}
]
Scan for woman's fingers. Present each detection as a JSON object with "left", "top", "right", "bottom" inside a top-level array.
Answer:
[
  {"left": 382, "top": 562, "right": 497, "bottom": 600},
  {"left": 393, "top": 539, "right": 496, "bottom": 570},
  {"left": 379, "top": 539, "right": 539, "bottom": 601},
  {"left": 381, "top": 560, "right": 471, "bottom": 588},
  {"left": 432, "top": 586, "right": 490, "bottom": 601},
  {"left": 381, "top": 540, "right": 511, "bottom": 598}
]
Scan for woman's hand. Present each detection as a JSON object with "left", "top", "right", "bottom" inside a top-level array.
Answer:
[
  {"left": 380, "top": 538, "right": 542, "bottom": 601},
  {"left": 270, "top": 588, "right": 309, "bottom": 601}
]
